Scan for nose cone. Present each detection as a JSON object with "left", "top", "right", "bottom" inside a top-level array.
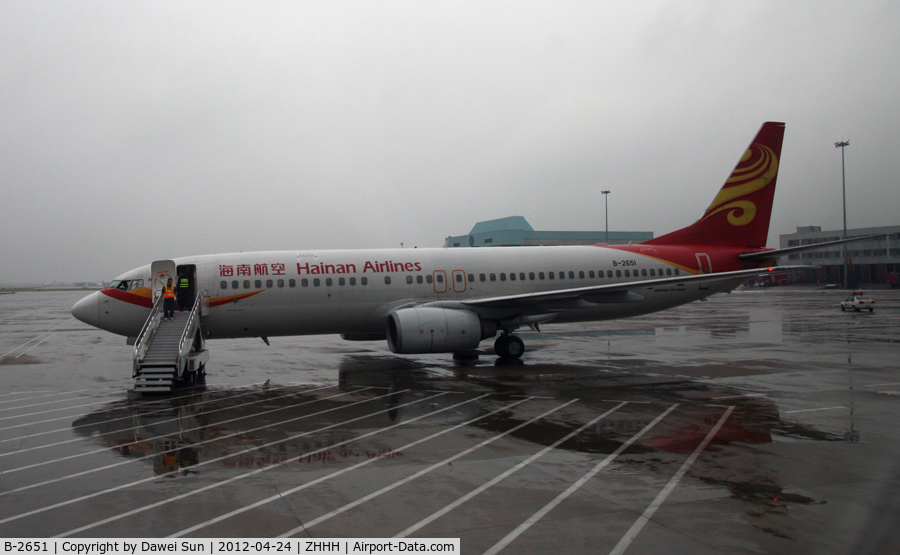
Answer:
[{"left": 72, "top": 291, "right": 100, "bottom": 328}]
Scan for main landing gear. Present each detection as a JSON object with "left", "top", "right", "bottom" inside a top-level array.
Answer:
[{"left": 494, "top": 333, "right": 525, "bottom": 360}]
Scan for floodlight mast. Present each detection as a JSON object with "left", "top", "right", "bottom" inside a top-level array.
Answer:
[
  {"left": 834, "top": 140, "right": 850, "bottom": 288},
  {"left": 601, "top": 190, "right": 611, "bottom": 244}
]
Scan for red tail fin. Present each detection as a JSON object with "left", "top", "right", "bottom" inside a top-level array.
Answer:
[{"left": 644, "top": 122, "right": 785, "bottom": 248}]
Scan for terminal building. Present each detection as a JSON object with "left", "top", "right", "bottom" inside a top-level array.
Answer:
[
  {"left": 444, "top": 216, "right": 653, "bottom": 248},
  {"left": 779, "top": 225, "right": 900, "bottom": 286}
]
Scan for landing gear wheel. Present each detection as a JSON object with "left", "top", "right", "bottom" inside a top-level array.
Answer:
[{"left": 494, "top": 335, "right": 525, "bottom": 360}]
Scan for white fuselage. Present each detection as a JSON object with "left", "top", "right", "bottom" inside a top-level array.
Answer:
[{"left": 76, "top": 245, "right": 735, "bottom": 341}]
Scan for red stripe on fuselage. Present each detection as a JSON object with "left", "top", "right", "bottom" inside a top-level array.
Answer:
[{"left": 100, "top": 288, "right": 154, "bottom": 308}]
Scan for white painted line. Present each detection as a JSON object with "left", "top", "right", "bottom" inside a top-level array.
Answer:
[
  {"left": 0, "top": 322, "right": 66, "bottom": 360},
  {"left": 784, "top": 406, "right": 844, "bottom": 414},
  {"left": 0, "top": 382, "right": 294, "bottom": 436},
  {"left": 608, "top": 406, "right": 735, "bottom": 555},
  {"left": 200, "top": 398, "right": 576, "bottom": 539},
  {"left": 0, "top": 385, "right": 349, "bottom": 469},
  {"left": 0, "top": 388, "right": 415, "bottom": 501},
  {"left": 0, "top": 390, "right": 97, "bottom": 414},
  {"left": 0, "top": 397, "right": 107, "bottom": 423},
  {"left": 56, "top": 393, "right": 494, "bottom": 537},
  {"left": 293, "top": 399, "right": 601, "bottom": 538},
  {"left": 394, "top": 401, "right": 629, "bottom": 539},
  {"left": 0, "top": 390, "right": 91, "bottom": 407},
  {"left": 483, "top": 404, "right": 680, "bottom": 555},
  {"left": 13, "top": 335, "right": 54, "bottom": 358}
]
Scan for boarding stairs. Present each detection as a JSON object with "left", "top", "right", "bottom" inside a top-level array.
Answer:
[{"left": 133, "top": 293, "right": 208, "bottom": 393}]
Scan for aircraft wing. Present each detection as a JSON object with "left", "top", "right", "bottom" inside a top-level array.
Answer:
[{"left": 459, "top": 265, "right": 806, "bottom": 311}]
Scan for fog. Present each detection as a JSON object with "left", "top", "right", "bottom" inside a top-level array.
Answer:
[{"left": 2, "top": 1, "right": 897, "bottom": 283}]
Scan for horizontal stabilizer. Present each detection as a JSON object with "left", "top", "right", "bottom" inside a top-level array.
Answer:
[{"left": 739, "top": 234, "right": 889, "bottom": 261}]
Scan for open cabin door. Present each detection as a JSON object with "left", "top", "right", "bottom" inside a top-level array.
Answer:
[{"left": 150, "top": 260, "right": 177, "bottom": 302}]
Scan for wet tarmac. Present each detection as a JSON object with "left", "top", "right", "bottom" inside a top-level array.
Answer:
[{"left": 1, "top": 287, "right": 899, "bottom": 554}]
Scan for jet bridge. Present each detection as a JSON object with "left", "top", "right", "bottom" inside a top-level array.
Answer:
[{"left": 132, "top": 292, "right": 209, "bottom": 393}]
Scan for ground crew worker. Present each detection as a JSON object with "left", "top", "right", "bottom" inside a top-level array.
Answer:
[
  {"left": 176, "top": 270, "right": 191, "bottom": 310},
  {"left": 163, "top": 278, "right": 176, "bottom": 320}
]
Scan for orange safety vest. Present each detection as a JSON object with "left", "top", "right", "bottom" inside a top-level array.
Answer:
[{"left": 163, "top": 284, "right": 176, "bottom": 299}]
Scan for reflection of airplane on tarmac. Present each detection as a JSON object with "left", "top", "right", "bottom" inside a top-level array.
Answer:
[{"left": 70, "top": 122, "right": 870, "bottom": 389}]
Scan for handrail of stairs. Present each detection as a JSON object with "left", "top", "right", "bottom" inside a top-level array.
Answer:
[
  {"left": 175, "top": 293, "right": 204, "bottom": 378},
  {"left": 133, "top": 293, "right": 165, "bottom": 378}
]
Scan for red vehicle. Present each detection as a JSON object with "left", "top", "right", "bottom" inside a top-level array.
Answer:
[
  {"left": 756, "top": 272, "right": 791, "bottom": 286},
  {"left": 887, "top": 273, "right": 899, "bottom": 289}
]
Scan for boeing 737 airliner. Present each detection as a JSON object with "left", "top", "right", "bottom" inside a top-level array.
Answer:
[{"left": 71, "top": 122, "right": 847, "bottom": 388}]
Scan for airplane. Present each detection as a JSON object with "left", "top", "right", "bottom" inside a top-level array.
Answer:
[{"left": 71, "top": 121, "right": 856, "bottom": 387}]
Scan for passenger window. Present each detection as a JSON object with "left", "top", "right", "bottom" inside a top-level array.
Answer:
[
  {"left": 266, "top": 279, "right": 273, "bottom": 287},
  {"left": 426, "top": 275, "right": 433, "bottom": 284},
  {"left": 674, "top": 268, "right": 680, "bottom": 276},
  {"left": 407, "top": 276, "right": 413, "bottom": 284},
  {"left": 361, "top": 277, "right": 368, "bottom": 285},
  {"left": 549, "top": 272, "right": 555, "bottom": 279},
  {"left": 579, "top": 271, "right": 585, "bottom": 279},
  {"left": 569, "top": 271, "right": 575, "bottom": 279},
  {"left": 641, "top": 269, "right": 647, "bottom": 277},
  {"left": 244, "top": 280, "right": 251, "bottom": 289},
  {"left": 490, "top": 273, "right": 496, "bottom": 282},
  {"left": 649, "top": 269, "right": 655, "bottom": 277},
  {"left": 313, "top": 278, "right": 320, "bottom": 287},
  {"left": 520, "top": 273, "right": 526, "bottom": 280},
  {"left": 301, "top": 279, "right": 309, "bottom": 287},
  {"left": 468, "top": 274, "right": 475, "bottom": 282},
  {"left": 607, "top": 270, "right": 613, "bottom": 278},
  {"left": 254, "top": 280, "right": 262, "bottom": 288},
  {"left": 589, "top": 271, "right": 595, "bottom": 278},
  {"left": 232, "top": 280, "right": 239, "bottom": 289},
  {"left": 539, "top": 272, "right": 545, "bottom": 280},
  {"left": 385, "top": 276, "right": 391, "bottom": 285},
  {"left": 220, "top": 281, "right": 227, "bottom": 289},
  {"left": 624, "top": 270, "right": 630, "bottom": 277},
  {"left": 558, "top": 272, "right": 564, "bottom": 280},
  {"left": 616, "top": 270, "right": 621, "bottom": 278},
  {"left": 529, "top": 272, "right": 535, "bottom": 280},
  {"left": 349, "top": 277, "right": 356, "bottom": 285},
  {"left": 456, "top": 273, "right": 464, "bottom": 282},
  {"left": 510, "top": 273, "right": 516, "bottom": 281},
  {"left": 436, "top": 274, "right": 444, "bottom": 283},
  {"left": 278, "top": 279, "right": 285, "bottom": 287},
  {"left": 500, "top": 273, "right": 507, "bottom": 281},
  {"left": 417, "top": 275, "right": 424, "bottom": 284},
  {"left": 339, "top": 278, "right": 346, "bottom": 286},
  {"left": 289, "top": 279, "right": 296, "bottom": 287}
]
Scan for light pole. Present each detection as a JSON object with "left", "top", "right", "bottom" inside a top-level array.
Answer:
[
  {"left": 601, "top": 190, "right": 611, "bottom": 244},
  {"left": 834, "top": 140, "right": 850, "bottom": 288}
]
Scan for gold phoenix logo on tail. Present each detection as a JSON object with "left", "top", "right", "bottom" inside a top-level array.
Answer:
[{"left": 701, "top": 144, "right": 779, "bottom": 227}]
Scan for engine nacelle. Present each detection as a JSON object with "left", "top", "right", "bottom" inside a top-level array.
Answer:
[{"left": 386, "top": 307, "right": 494, "bottom": 354}]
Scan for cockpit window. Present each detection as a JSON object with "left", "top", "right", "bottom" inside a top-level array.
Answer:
[{"left": 107, "top": 279, "right": 144, "bottom": 291}]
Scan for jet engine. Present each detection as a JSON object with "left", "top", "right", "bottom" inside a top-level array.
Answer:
[{"left": 386, "top": 307, "right": 495, "bottom": 354}]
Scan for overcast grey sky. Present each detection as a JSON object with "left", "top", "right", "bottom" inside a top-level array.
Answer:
[{"left": 2, "top": 1, "right": 898, "bottom": 284}]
